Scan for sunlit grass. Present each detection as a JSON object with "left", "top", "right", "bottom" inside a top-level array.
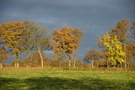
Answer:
[{"left": 0, "top": 68, "right": 135, "bottom": 90}]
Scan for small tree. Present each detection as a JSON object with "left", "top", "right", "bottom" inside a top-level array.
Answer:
[
  {"left": 101, "top": 33, "right": 125, "bottom": 67},
  {"left": 0, "top": 21, "right": 26, "bottom": 67},
  {"left": 51, "top": 26, "right": 83, "bottom": 67},
  {"left": 98, "top": 18, "right": 130, "bottom": 68},
  {"left": 24, "top": 21, "right": 50, "bottom": 67},
  {"left": 109, "top": 18, "right": 130, "bottom": 42},
  {"left": 126, "top": 44, "right": 135, "bottom": 68},
  {"left": 84, "top": 49, "right": 102, "bottom": 68}
]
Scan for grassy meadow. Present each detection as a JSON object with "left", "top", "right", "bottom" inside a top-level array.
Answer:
[{"left": 0, "top": 68, "right": 135, "bottom": 90}]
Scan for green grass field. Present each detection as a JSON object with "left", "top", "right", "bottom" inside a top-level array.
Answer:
[{"left": 0, "top": 68, "right": 135, "bottom": 90}]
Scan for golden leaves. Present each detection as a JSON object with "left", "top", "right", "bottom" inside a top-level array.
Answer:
[
  {"left": 97, "top": 18, "right": 131, "bottom": 65},
  {"left": 51, "top": 26, "right": 83, "bottom": 59},
  {"left": 101, "top": 32, "right": 126, "bottom": 65},
  {"left": 0, "top": 21, "right": 26, "bottom": 55}
]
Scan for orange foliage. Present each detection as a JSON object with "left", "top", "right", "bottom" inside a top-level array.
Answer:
[
  {"left": 0, "top": 21, "right": 26, "bottom": 55},
  {"left": 0, "top": 21, "right": 26, "bottom": 67},
  {"left": 109, "top": 18, "right": 130, "bottom": 42},
  {"left": 51, "top": 26, "right": 83, "bottom": 61}
]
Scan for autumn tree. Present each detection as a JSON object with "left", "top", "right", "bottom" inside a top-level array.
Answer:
[
  {"left": 130, "top": 22, "right": 135, "bottom": 57},
  {"left": 0, "top": 21, "right": 26, "bottom": 67},
  {"left": 126, "top": 44, "right": 135, "bottom": 67},
  {"left": 98, "top": 19, "right": 130, "bottom": 68},
  {"left": 24, "top": 21, "right": 50, "bottom": 67},
  {"left": 110, "top": 18, "right": 130, "bottom": 67},
  {"left": 51, "top": 26, "right": 83, "bottom": 67},
  {"left": 102, "top": 33, "right": 126, "bottom": 66},
  {"left": 126, "top": 22, "right": 135, "bottom": 67},
  {"left": 72, "top": 29, "right": 83, "bottom": 68},
  {"left": 109, "top": 18, "right": 130, "bottom": 43},
  {"left": 0, "top": 25, "right": 7, "bottom": 68},
  {"left": 84, "top": 49, "right": 102, "bottom": 68},
  {"left": 21, "top": 21, "right": 32, "bottom": 55}
]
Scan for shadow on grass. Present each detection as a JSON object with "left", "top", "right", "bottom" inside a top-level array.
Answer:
[
  {"left": 0, "top": 77, "right": 135, "bottom": 90},
  {"left": 0, "top": 77, "right": 27, "bottom": 90}
]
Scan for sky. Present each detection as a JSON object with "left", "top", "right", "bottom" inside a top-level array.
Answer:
[{"left": 0, "top": 0, "right": 135, "bottom": 60}]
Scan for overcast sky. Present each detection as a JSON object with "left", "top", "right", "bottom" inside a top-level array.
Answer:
[{"left": 0, "top": 0, "right": 135, "bottom": 59}]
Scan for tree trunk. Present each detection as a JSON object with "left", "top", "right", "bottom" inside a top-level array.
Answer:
[
  {"left": 0, "top": 62, "right": 3, "bottom": 68},
  {"left": 26, "top": 52, "right": 29, "bottom": 67},
  {"left": 91, "top": 60, "right": 93, "bottom": 68},
  {"left": 59, "top": 60, "right": 61, "bottom": 67},
  {"left": 69, "top": 60, "right": 71, "bottom": 67},
  {"left": 123, "top": 44, "right": 127, "bottom": 69},
  {"left": 97, "top": 61, "right": 99, "bottom": 68},
  {"left": 107, "top": 60, "right": 109, "bottom": 68},
  {"left": 67, "top": 54, "right": 71, "bottom": 67},
  {"left": 15, "top": 55, "right": 19, "bottom": 68},
  {"left": 125, "top": 56, "right": 127, "bottom": 68},
  {"left": 73, "top": 52, "right": 77, "bottom": 68},
  {"left": 37, "top": 46, "right": 44, "bottom": 68},
  {"left": 97, "top": 62, "right": 98, "bottom": 68},
  {"left": 16, "top": 59, "right": 19, "bottom": 68}
]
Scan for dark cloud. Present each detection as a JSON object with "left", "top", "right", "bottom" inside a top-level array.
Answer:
[{"left": 0, "top": 0, "right": 135, "bottom": 59}]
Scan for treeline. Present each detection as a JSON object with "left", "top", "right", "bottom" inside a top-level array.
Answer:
[
  {"left": 0, "top": 18, "right": 135, "bottom": 70},
  {"left": 0, "top": 21, "right": 83, "bottom": 68},
  {"left": 84, "top": 18, "right": 135, "bottom": 69}
]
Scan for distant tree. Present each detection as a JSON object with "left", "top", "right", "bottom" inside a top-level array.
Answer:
[
  {"left": 101, "top": 33, "right": 125, "bottom": 67},
  {"left": 109, "top": 18, "right": 130, "bottom": 43},
  {"left": 21, "top": 21, "right": 33, "bottom": 58},
  {"left": 110, "top": 19, "right": 130, "bottom": 68},
  {"left": 0, "top": 21, "right": 26, "bottom": 67},
  {"left": 98, "top": 19, "right": 130, "bottom": 68},
  {"left": 24, "top": 21, "right": 50, "bottom": 67},
  {"left": 84, "top": 49, "right": 102, "bottom": 68},
  {"left": 51, "top": 26, "right": 83, "bottom": 67},
  {"left": 126, "top": 44, "right": 135, "bottom": 68},
  {"left": 125, "top": 22, "right": 135, "bottom": 68}
]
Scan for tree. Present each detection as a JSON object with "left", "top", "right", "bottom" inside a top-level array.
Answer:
[
  {"left": 126, "top": 44, "right": 135, "bottom": 67},
  {"left": 51, "top": 26, "right": 83, "bottom": 67},
  {"left": 110, "top": 19, "right": 130, "bottom": 67},
  {"left": 21, "top": 21, "right": 33, "bottom": 56},
  {"left": 128, "top": 22, "right": 135, "bottom": 43},
  {"left": 126, "top": 22, "right": 135, "bottom": 67},
  {"left": 84, "top": 49, "right": 102, "bottom": 68},
  {"left": 0, "top": 21, "right": 26, "bottom": 67},
  {"left": 101, "top": 33, "right": 125, "bottom": 66},
  {"left": 98, "top": 19, "right": 130, "bottom": 68},
  {"left": 109, "top": 18, "right": 130, "bottom": 42},
  {"left": 24, "top": 21, "right": 50, "bottom": 67},
  {"left": 72, "top": 29, "right": 83, "bottom": 68}
]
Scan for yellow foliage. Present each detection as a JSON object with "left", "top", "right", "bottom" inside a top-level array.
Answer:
[{"left": 101, "top": 32, "right": 126, "bottom": 65}]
